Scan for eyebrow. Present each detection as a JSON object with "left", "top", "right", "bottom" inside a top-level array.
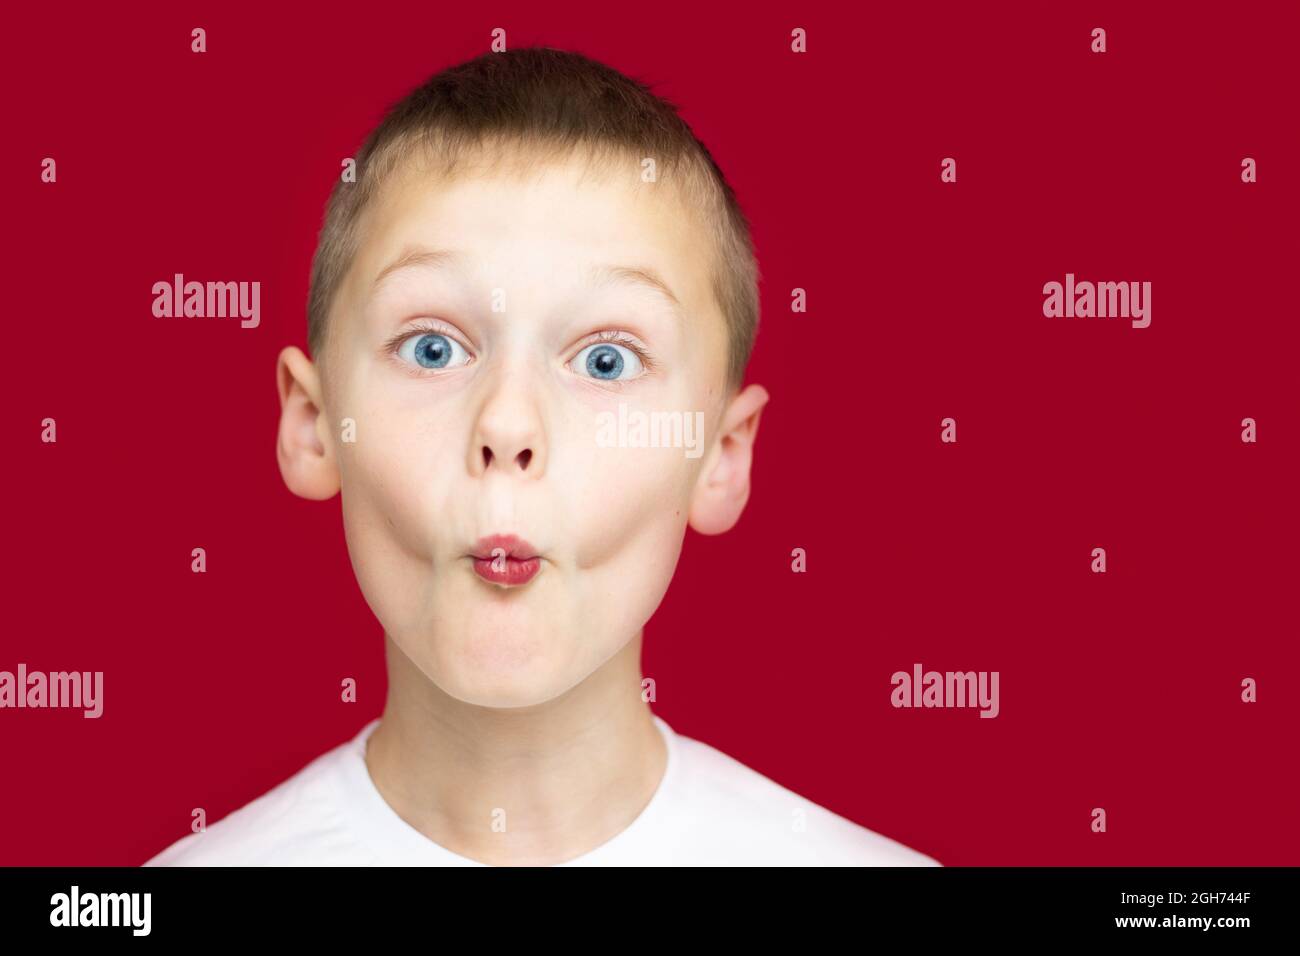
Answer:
[
  {"left": 371, "top": 247, "right": 683, "bottom": 317},
  {"left": 590, "top": 264, "right": 683, "bottom": 316},
  {"left": 371, "top": 247, "right": 463, "bottom": 291}
]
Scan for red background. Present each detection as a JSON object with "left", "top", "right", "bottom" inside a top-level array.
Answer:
[{"left": 4, "top": 1, "right": 1297, "bottom": 865}]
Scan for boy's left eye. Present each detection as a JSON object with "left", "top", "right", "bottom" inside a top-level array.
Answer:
[{"left": 570, "top": 342, "right": 644, "bottom": 381}]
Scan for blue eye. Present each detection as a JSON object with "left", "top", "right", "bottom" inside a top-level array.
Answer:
[
  {"left": 396, "top": 331, "right": 471, "bottom": 370},
  {"left": 572, "top": 342, "right": 644, "bottom": 381}
]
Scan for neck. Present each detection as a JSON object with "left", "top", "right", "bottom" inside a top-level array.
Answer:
[{"left": 363, "top": 629, "right": 665, "bottom": 866}]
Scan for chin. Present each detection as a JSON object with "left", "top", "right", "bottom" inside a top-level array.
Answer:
[{"left": 426, "top": 624, "right": 578, "bottom": 709}]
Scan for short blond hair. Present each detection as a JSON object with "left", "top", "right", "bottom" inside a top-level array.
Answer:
[{"left": 306, "top": 46, "right": 760, "bottom": 391}]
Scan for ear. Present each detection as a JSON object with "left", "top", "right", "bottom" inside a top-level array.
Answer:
[
  {"left": 275, "top": 346, "right": 340, "bottom": 500},
  {"left": 687, "top": 383, "right": 770, "bottom": 535}
]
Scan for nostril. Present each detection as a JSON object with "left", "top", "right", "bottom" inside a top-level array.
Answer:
[
  {"left": 516, "top": 449, "right": 532, "bottom": 470},
  {"left": 482, "top": 447, "right": 493, "bottom": 469}
]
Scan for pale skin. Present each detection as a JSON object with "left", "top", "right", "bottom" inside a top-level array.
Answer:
[{"left": 275, "top": 149, "right": 769, "bottom": 865}]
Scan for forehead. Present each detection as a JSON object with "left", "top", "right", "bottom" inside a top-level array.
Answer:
[{"left": 347, "top": 150, "right": 714, "bottom": 301}]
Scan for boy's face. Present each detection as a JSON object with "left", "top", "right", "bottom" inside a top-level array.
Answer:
[{"left": 277, "top": 151, "right": 767, "bottom": 709}]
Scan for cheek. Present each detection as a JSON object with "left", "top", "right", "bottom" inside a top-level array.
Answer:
[
  {"left": 560, "top": 440, "right": 697, "bottom": 634},
  {"left": 571, "top": 438, "right": 694, "bottom": 551},
  {"left": 332, "top": 380, "right": 465, "bottom": 580}
]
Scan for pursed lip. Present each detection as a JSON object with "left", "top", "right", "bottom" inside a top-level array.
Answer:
[
  {"left": 469, "top": 534, "right": 543, "bottom": 587},
  {"left": 470, "top": 534, "right": 540, "bottom": 561}
]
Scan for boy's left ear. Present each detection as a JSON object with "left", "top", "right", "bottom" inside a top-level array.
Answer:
[{"left": 688, "top": 383, "right": 770, "bottom": 535}]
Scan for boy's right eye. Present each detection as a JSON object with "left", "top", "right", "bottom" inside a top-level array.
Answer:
[{"left": 394, "top": 331, "right": 473, "bottom": 370}]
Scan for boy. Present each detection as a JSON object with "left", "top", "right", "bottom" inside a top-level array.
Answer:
[{"left": 146, "top": 47, "right": 939, "bottom": 866}]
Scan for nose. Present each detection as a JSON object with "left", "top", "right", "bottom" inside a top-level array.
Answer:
[{"left": 468, "top": 368, "right": 547, "bottom": 479}]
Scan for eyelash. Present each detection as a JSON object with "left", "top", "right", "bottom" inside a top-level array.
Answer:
[
  {"left": 580, "top": 329, "right": 658, "bottom": 377},
  {"left": 382, "top": 323, "right": 658, "bottom": 378},
  {"left": 382, "top": 320, "right": 464, "bottom": 359}
]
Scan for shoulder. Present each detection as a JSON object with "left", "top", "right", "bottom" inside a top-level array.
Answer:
[
  {"left": 665, "top": 728, "right": 941, "bottom": 866},
  {"left": 143, "top": 726, "right": 374, "bottom": 866}
]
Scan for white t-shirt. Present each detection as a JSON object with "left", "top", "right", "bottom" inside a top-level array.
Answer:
[{"left": 145, "top": 714, "right": 940, "bottom": 866}]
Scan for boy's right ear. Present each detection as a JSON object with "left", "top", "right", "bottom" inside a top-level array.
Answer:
[{"left": 275, "top": 346, "right": 340, "bottom": 500}]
